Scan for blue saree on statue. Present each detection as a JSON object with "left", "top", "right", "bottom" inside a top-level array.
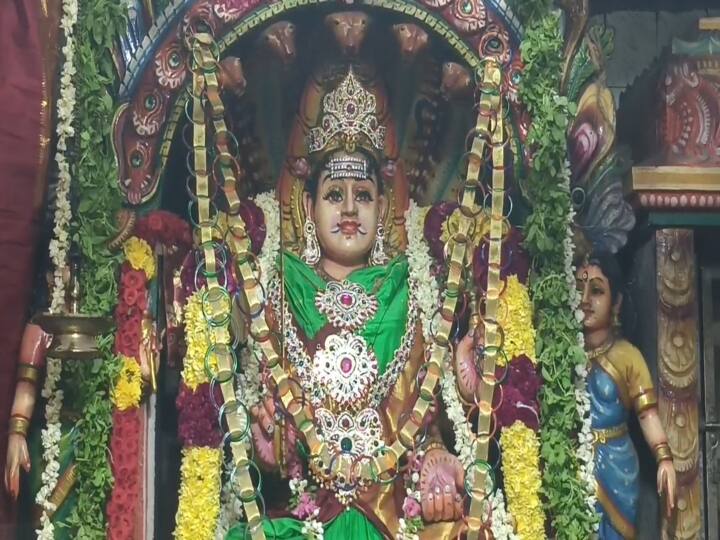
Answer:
[{"left": 588, "top": 339, "right": 658, "bottom": 540}]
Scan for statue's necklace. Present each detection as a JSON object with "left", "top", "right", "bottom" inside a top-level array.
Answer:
[
  {"left": 587, "top": 339, "right": 615, "bottom": 360},
  {"left": 315, "top": 280, "right": 378, "bottom": 331}
]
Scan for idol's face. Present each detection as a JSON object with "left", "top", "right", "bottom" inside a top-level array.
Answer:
[
  {"left": 305, "top": 151, "right": 385, "bottom": 268},
  {"left": 576, "top": 264, "right": 614, "bottom": 332}
]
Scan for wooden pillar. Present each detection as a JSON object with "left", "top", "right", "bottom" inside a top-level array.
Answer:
[{"left": 656, "top": 229, "right": 702, "bottom": 539}]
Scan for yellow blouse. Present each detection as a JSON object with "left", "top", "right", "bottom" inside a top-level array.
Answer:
[{"left": 594, "top": 339, "right": 658, "bottom": 414}]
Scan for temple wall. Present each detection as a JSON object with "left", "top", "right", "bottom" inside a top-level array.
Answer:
[{"left": 589, "top": 9, "right": 720, "bottom": 105}]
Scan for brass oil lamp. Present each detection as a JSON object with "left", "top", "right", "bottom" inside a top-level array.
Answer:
[{"left": 33, "top": 257, "right": 112, "bottom": 360}]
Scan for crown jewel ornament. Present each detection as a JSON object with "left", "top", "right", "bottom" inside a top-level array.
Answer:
[{"left": 307, "top": 67, "right": 386, "bottom": 154}]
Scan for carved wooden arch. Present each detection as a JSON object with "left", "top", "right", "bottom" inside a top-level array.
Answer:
[{"left": 112, "top": 0, "right": 526, "bottom": 207}]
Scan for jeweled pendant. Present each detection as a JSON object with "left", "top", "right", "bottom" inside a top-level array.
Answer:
[{"left": 315, "top": 280, "right": 378, "bottom": 330}]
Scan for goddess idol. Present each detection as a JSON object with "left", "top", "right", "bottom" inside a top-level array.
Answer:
[{"left": 223, "top": 65, "right": 467, "bottom": 539}]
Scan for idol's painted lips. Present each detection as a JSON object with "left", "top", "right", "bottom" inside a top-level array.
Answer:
[{"left": 333, "top": 220, "right": 366, "bottom": 235}]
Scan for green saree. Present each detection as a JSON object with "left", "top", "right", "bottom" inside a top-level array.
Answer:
[
  {"left": 226, "top": 252, "right": 410, "bottom": 540},
  {"left": 227, "top": 508, "right": 385, "bottom": 540}
]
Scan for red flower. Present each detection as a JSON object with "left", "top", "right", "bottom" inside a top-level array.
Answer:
[
  {"left": 121, "top": 286, "right": 139, "bottom": 307},
  {"left": 115, "top": 300, "right": 131, "bottom": 319},
  {"left": 493, "top": 356, "right": 542, "bottom": 431},
  {"left": 115, "top": 322, "right": 140, "bottom": 357},
  {"left": 147, "top": 212, "right": 164, "bottom": 235},
  {"left": 135, "top": 288, "right": 148, "bottom": 312},
  {"left": 121, "top": 268, "right": 146, "bottom": 292},
  {"left": 473, "top": 226, "right": 530, "bottom": 289},
  {"left": 107, "top": 409, "right": 142, "bottom": 540},
  {"left": 176, "top": 382, "right": 223, "bottom": 447},
  {"left": 135, "top": 210, "right": 193, "bottom": 249},
  {"left": 506, "top": 355, "right": 541, "bottom": 399}
]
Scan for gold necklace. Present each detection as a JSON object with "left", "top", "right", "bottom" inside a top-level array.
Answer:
[{"left": 587, "top": 338, "right": 614, "bottom": 359}]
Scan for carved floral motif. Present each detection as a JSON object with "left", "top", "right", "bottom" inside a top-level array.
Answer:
[
  {"left": 661, "top": 59, "right": 720, "bottom": 165},
  {"left": 656, "top": 228, "right": 702, "bottom": 540},
  {"left": 114, "top": 0, "right": 524, "bottom": 206}
]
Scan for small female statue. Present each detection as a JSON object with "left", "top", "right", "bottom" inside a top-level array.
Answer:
[{"left": 576, "top": 252, "right": 676, "bottom": 539}]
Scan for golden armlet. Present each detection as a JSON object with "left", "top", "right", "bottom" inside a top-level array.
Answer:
[
  {"left": 16, "top": 364, "right": 40, "bottom": 385},
  {"left": 634, "top": 388, "right": 658, "bottom": 414},
  {"left": 9, "top": 415, "right": 30, "bottom": 437}
]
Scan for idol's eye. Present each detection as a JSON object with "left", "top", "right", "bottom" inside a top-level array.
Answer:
[
  {"left": 355, "top": 189, "right": 373, "bottom": 202},
  {"left": 323, "top": 188, "right": 343, "bottom": 203},
  {"left": 591, "top": 286, "right": 604, "bottom": 295}
]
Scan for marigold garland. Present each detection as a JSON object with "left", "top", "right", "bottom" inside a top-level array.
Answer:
[
  {"left": 182, "top": 289, "right": 229, "bottom": 390},
  {"left": 175, "top": 447, "right": 223, "bottom": 540},
  {"left": 123, "top": 236, "right": 156, "bottom": 280},
  {"left": 497, "top": 276, "right": 536, "bottom": 365},
  {"left": 500, "top": 422, "right": 545, "bottom": 540},
  {"left": 112, "top": 356, "right": 143, "bottom": 410}
]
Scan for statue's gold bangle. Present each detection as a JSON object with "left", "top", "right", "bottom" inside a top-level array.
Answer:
[
  {"left": 17, "top": 364, "right": 40, "bottom": 385},
  {"left": 654, "top": 442, "right": 673, "bottom": 464},
  {"left": 9, "top": 415, "right": 30, "bottom": 437}
]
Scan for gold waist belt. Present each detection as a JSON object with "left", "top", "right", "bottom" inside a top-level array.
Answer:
[{"left": 592, "top": 423, "right": 628, "bottom": 445}]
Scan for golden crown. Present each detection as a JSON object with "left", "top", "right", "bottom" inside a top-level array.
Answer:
[{"left": 307, "top": 67, "right": 386, "bottom": 155}]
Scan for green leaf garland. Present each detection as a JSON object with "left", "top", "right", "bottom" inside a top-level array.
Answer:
[
  {"left": 519, "top": 11, "right": 598, "bottom": 539},
  {"left": 63, "top": 0, "right": 126, "bottom": 537}
]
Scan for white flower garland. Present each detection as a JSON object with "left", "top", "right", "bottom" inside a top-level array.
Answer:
[
  {"left": 396, "top": 520, "right": 419, "bottom": 540},
  {"left": 404, "top": 201, "right": 439, "bottom": 338},
  {"left": 232, "top": 191, "right": 280, "bottom": 411},
  {"left": 214, "top": 459, "right": 245, "bottom": 540},
  {"left": 488, "top": 490, "right": 520, "bottom": 540},
  {"left": 404, "top": 201, "right": 516, "bottom": 535},
  {"left": 253, "top": 191, "right": 281, "bottom": 293},
  {"left": 36, "top": 0, "right": 77, "bottom": 535},
  {"left": 562, "top": 162, "right": 597, "bottom": 524},
  {"left": 48, "top": 0, "right": 78, "bottom": 313},
  {"left": 35, "top": 358, "right": 64, "bottom": 539},
  {"left": 244, "top": 190, "right": 281, "bottom": 409}
]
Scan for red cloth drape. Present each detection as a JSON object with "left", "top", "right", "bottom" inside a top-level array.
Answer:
[{"left": 0, "top": 0, "right": 56, "bottom": 530}]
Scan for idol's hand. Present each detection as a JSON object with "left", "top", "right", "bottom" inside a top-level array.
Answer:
[
  {"left": 250, "top": 395, "right": 277, "bottom": 469},
  {"left": 455, "top": 330, "right": 482, "bottom": 403},
  {"left": 657, "top": 460, "right": 676, "bottom": 517},
  {"left": 419, "top": 449, "right": 464, "bottom": 522},
  {"left": 4, "top": 433, "right": 30, "bottom": 500}
]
